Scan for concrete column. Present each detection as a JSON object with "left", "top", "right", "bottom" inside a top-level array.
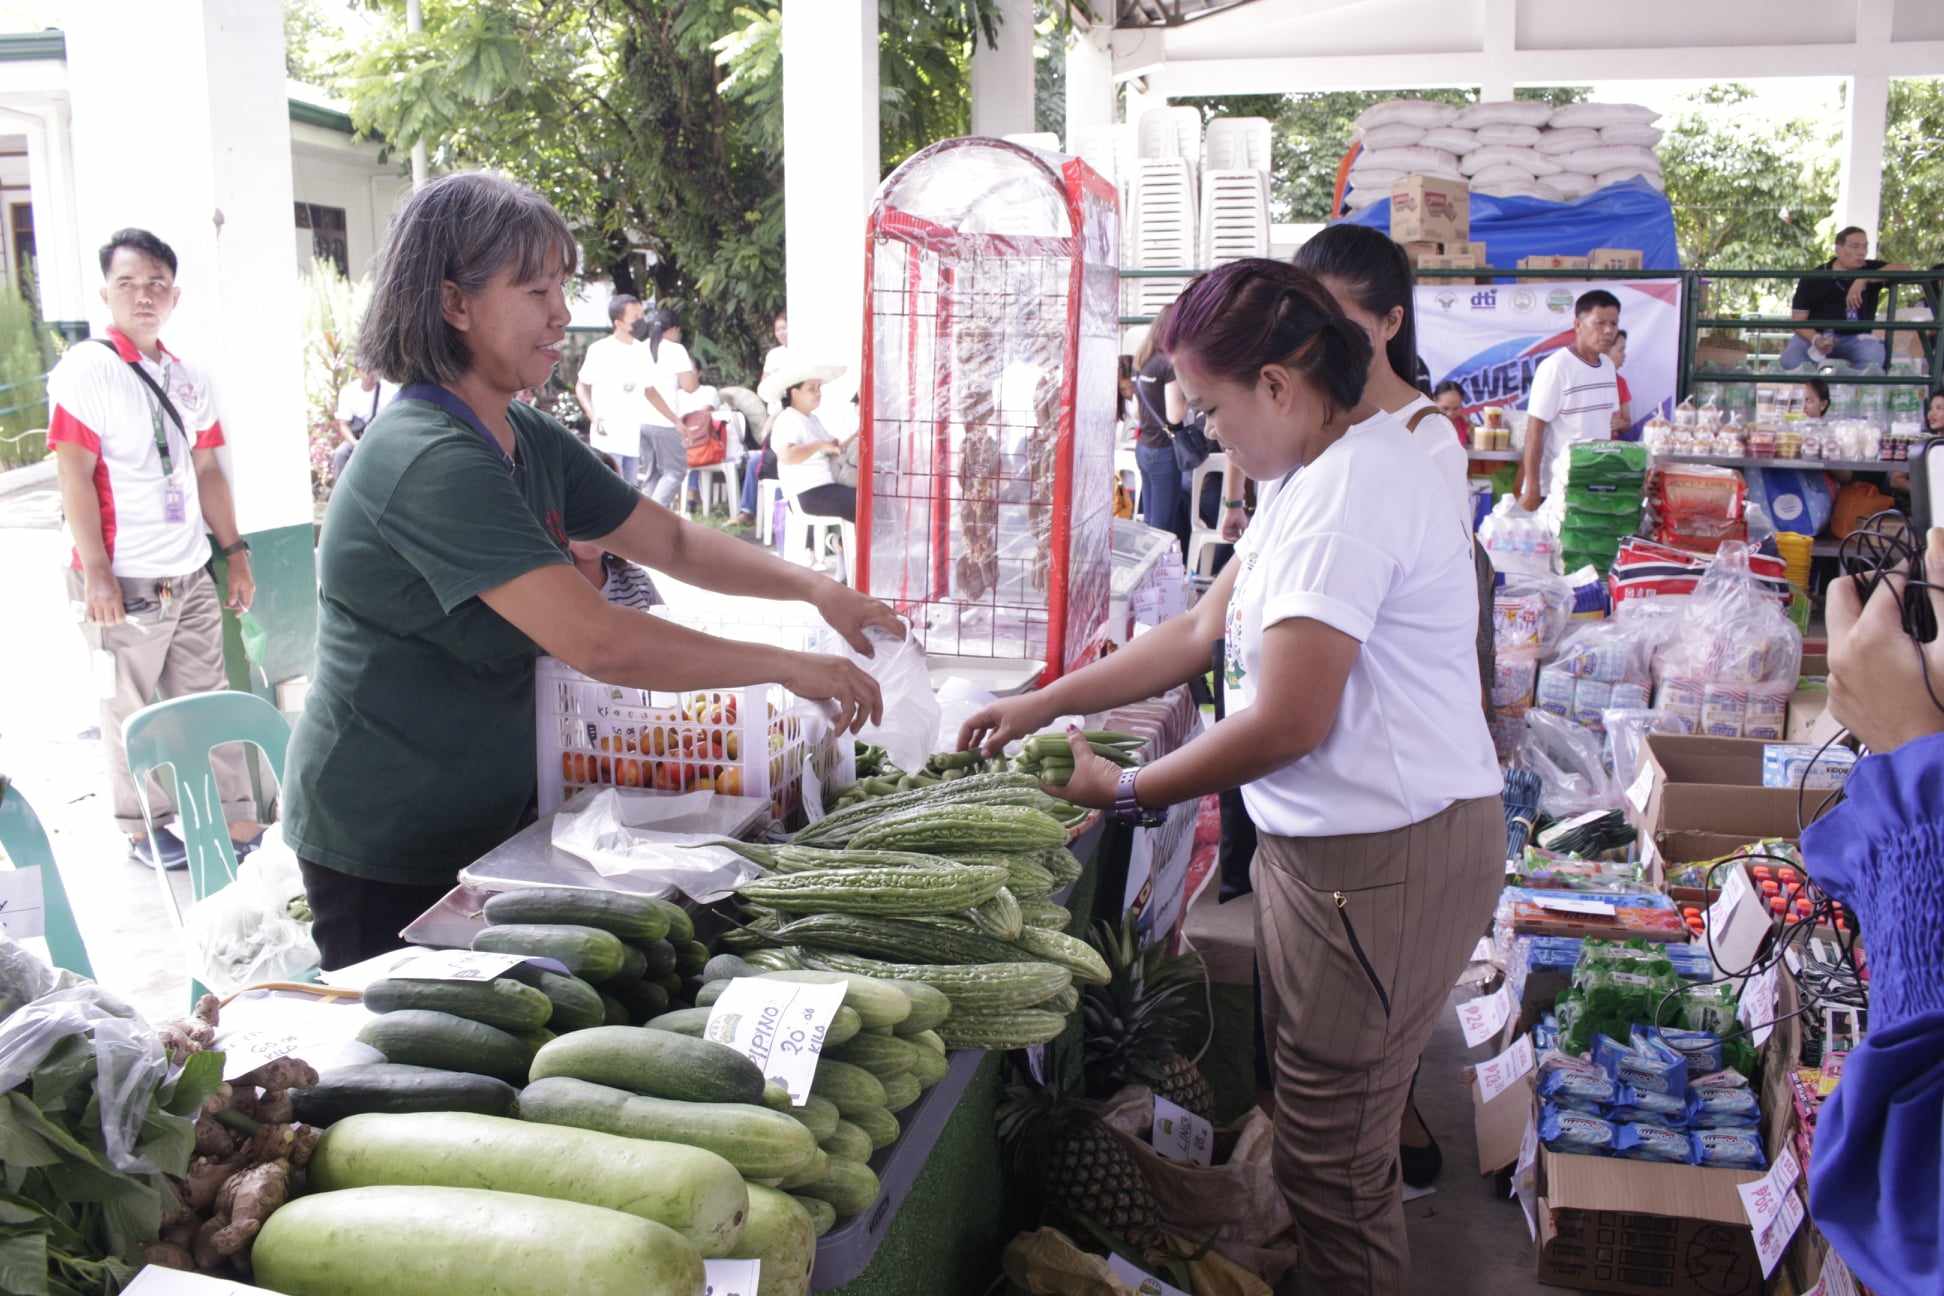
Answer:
[
  {"left": 1478, "top": 0, "right": 1517, "bottom": 100},
  {"left": 1064, "top": 22, "right": 1116, "bottom": 153},
  {"left": 970, "top": 0, "right": 1036, "bottom": 139},
  {"left": 63, "top": 0, "right": 311, "bottom": 540},
  {"left": 783, "top": 0, "right": 879, "bottom": 378},
  {"left": 3, "top": 102, "right": 84, "bottom": 323},
  {"left": 1838, "top": 71, "right": 1889, "bottom": 240}
]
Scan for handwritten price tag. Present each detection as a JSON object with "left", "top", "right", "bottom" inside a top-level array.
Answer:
[
  {"left": 1475, "top": 1033, "right": 1536, "bottom": 1105},
  {"left": 1457, "top": 985, "right": 1513, "bottom": 1048},
  {"left": 0, "top": 867, "right": 45, "bottom": 940},
  {"left": 1533, "top": 896, "right": 1617, "bottom": 917},
  {"left": 1805, "top": 1249, "right": 1859, "bottom": 1296},
  {"left": 1625, "top": 761, "right": 1658, "bottom": 815},
  {"left": 704, "top": 977, "right": 845, "bottom": 1106},
  {"left": 1105, "top": 1253, "right": 1190, "bottom": 1296},
  {"left": 1707, "top": 867, "right": 1753, "bottom": 936},
  {"left": 125, "top": 1265, "right": 280, "bottom": 1293},
  {"left": 387, "top": 949, "right": 531, "bottom": 982},
  {"left": 1150, "top": 1094, "right": 1213, "bottom": 1166},
  {"left": 702, "top": 1258, "right": 761, "bottom": 1296},
  {"left": 1738, "top": 962, "right": 1779, "bottom": 1047},
  {"left": 214, "top": 995, "right": 372, "bottom": 1082},
  {"left": 1751, "top": 1187, "right": 1804, "bottom": 1278},
  {"left": 1737, "top": 1146, "right": 1800, "bottom": 1237}
]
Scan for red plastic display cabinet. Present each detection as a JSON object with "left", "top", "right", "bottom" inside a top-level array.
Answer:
[{"left": 859, "top": 137, "right": 1120, "bottom": 684}]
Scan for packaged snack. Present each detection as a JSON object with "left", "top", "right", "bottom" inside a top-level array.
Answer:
[
  {"left": 1691, "top": 1127, "right": 1765, "bottom": 1170},
  {"left": 1650, "top": 1027, "right": 1725, "bottom": 1074},
  {"left": 1539, "top": 1065, "right": 1620, "bottom": 1114},
  {"left": 1593, "top": 1033, "right": 1687, "bottom": 1096},
  {"left": 1690, "top": 1085, "right": 1762, "bottom": 1128},
  {"left": 1682, "top": 984, "right": 1740, "bottom": 1036},
  {"left": 1534, "top": 665, "right": 1576, "bottom": 718},
  {"left": 1615, "top": 1122, "right": 1696, "bottom": 1164},
  {"left": 1540, "top": 1105, "right": 1617, "bottom": 1156},
  {"left": 1690, "top": 1068, "right": 1751, "bottom": 1091},
  {"left": 1606, "top": 1083, "right": 1691, "bottom": 1127}
]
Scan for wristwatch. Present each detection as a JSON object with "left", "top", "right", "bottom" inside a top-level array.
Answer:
[
  {"left": 219, "top": 539, "right": 251, "bottom": 558},
  {"left": 1111, "top": 767, "right": 1165, "bottom": 828}
]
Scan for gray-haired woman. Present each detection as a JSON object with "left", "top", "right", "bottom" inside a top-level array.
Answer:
[{"left": 283, "top": 172, "right": 899, "bottom": 969}]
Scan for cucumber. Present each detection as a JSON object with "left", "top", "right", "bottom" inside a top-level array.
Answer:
[
  {"left": 647, "top": 1006, "right": 715, "bottom": 1037},
  {"left": 786, "top": 1093, "right": 841, "bottom": 1143},
  {"left": 727, "top": 1185, "right": 816, "bottom": 1296},
  {"left": 356, "top": 1010, "right": 530, "bottom": 1085},
  {"left": 518, "top": 1077, "right": 818, "bottom": 1180},
  {"left": 601, "top": 992, "right": 629, "bottom": 1026},
  {"left": 880, "top": 1071, "right": 921, "bottom": 1113},
  {"left": 821, "top": 1119, "right": 874, "bottom": 1164},
  {"left": 849, "top": 1104, "right": 900, "bottom": 1150},
  {"left": 639, "top": 939, "right": 679, "bottom": 978},
  {"left": 654, "top": 898, "right": 696, "bottom": 946},
  {"left": 253, "top": 1186, "right": 705, "bottom": 1296},
  {"left": 610, "top": 977, "right": 672, "bottom": 1023},
  {"left": 909, "top": 1028, "right": 946, "bottom": 1055},
  {"left": 677, "top": 940, "right": 712, "bottom": 977},
  {"left": 887, "top": 980, "right": 952, "bottom": 1036},
  {"left": 472, "top": 923, "right": 627, "bottom": 982},
  {"left": 907, "top": 1044, "right": 948, "bottom": 1088},
  {"left": 762, "top": 1082, "right": 793, "bottom": 1111},
  {"left": 796, "top": 1157, "right": 880, "bottom": 1219},
  {"left": 361, "top": 976, "right": 553, "bottom": 1032},
  {"left": 792, "top": 1193, "right": 838, "bottom": 1239},
  {"left": 703, "top": 953, "right": 760, "bottom": 982},
  {"left": 830, "top": 1033, "right": 917, "bottom": 1079},
  {"left": 309, "top": 1112, "right": 747, "bottom": 1258},
  {"left": 482, "top": 886, "right": 673, "bottom": 942},
  {"left": 530, "top": 1026, "right": 766, "bottom": 1105},
  {"left": 516, "top": 1028, "right": 555, "bottom": 1058},
  {"left": 533, "top": 970, "right": 607, "bottom": 1032},
  {"left": 810, "top": 1059, "right": 887, "bottom": 1117},
  {"left": 653, "top": 971, "right": 686, "bottom": 999},
  {"left": 618, "top": 943, "right": 649, "bottom": 982},
  {"left": 774, "top": 1146, "right": 830, "bottom": 1190},
  {"left": 290, "top": 1064, "right": 517, "bottom": 1126},
  {"left": 756, "top": 970, "right": 911, "bottom": 1030}
]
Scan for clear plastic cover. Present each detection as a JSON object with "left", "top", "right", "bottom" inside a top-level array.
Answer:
[{"left": 862, "top": 140, "right": 1118, "bottom": 681}]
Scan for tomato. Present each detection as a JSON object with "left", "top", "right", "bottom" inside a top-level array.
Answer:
[
  {"left": 562, "top": 753, "right": 575, "bottom": 781},
  {"left": 710, "top": 731, "right": 725, "bottom": 758},
  {"left": 692, "top": 771, "right": 716, "bottom": 793},
  {"left": 652, "top": 761, "right": 676, "bottom": 792},
  {"left": 719, "top": 768, "right": 743, "bottom": 796}
]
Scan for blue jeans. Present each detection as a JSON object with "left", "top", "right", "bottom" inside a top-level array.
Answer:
[
  {"left": 1135, "top": 441, "right": 1189, "bottom": 555},
  {"left": 613, "top": 453, "right": 640, "bottom": 487},
  {"left": 1780, "top": 332, "right": 1886, "bottom": 371}
]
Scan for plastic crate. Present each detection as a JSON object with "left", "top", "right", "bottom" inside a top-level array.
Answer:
[{"left": 534, "top": 656, "right": 851, "bottom": 824}]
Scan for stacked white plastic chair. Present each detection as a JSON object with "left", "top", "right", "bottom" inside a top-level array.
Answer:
[
  {"left": 1200, "top": 170, "right": 1269, "bottom": 267},
  {"left": 1131, "top": 108, "right": 1203, "bottom": 318},
  {"left": 1204, "top": 117, "right": 1272, "bottom": 174}
]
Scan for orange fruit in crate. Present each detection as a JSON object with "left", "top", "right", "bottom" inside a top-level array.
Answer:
[
  {"left": 711, "top": 731, "right": 725, "bottom": 758},
  {"left": 649, "top": 727, "right": 666, "bottom": 757},
  {"left": 719, "top": 768, "right": 742, "bottom": 796},
  {"left": 561, "top": 752, "right": 576, "bottom": 782},
  {"left": 693, "top": 770, "right": 716, "bottom": 793},
  {"left": 724, "top": 696, "right": 738, "bottom": 724},
  {"left": 726, "top": 731, "right": 740, "bottom": 760},
  {"left": 652, "top": 762, "right": 675, "bottom": 792},
  {"left": 597, "top": 755, "right": 613, "bottom": 783}
]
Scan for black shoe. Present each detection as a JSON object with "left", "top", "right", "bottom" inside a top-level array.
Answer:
[
  {"left": 129, "top": 832, "right": 188, "bottom": 871},
  {"left": 1401, "top": 1133, "right": 1443, "bottom": 1188}
]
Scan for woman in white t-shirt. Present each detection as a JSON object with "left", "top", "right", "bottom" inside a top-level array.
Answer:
[
  {"left": 639, "top": 306, "right": 697, "bottom": 508},
  {"left": 959, "top": 260, "right": 1503, "bottom": 1296},
  {"left": 757, "top": 360, "right": 853, "bottom": 521}
]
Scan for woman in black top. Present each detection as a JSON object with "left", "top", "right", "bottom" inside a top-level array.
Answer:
[{"left": 1131, "top": 305, "right": 1190, "bottom": 552}]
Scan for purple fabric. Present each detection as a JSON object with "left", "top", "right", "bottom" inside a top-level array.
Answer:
[{"left": 1801, "top": 732, "right": 1944, "bottom": 1295}]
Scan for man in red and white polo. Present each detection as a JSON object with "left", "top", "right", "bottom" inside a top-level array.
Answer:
[{"left": 47, "top": 228, "right": 262, "bottom": 870}]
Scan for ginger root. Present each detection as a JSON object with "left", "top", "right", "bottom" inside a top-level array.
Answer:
[
  {"left": 142, "top": 1241, "right": 196, "bottom": 1271},
  {"left": 231, "top": 1058, "right": 318, "bottom": 1093}
]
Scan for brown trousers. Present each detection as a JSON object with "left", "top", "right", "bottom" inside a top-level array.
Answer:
[
  {"left": 69, "top": 566, "right": 255, "bottom": 835},
  {"left": 1254, "top": 795, "right": 1504, "bottom": 1295}
]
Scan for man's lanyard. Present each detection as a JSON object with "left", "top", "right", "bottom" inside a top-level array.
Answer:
[
  {"left": 397, "top": 382, "right": 517, "bottom": 473},
  {"left": 89, "top": 338, "right": 185, "bottom": 477}
]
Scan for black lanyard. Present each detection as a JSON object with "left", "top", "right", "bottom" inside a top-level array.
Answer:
[
  {"left": 90, "top": 339, "right": 186, "bottom": 476},
  {"left": 397, "top": 383, "right": 517, "bottom": 473}
]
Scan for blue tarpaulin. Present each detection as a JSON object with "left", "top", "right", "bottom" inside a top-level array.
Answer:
[{"left": 1343, "top": 178, "right": 1682, "bottom": 272}]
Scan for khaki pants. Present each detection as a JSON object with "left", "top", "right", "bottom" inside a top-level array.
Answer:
[
  {"left": 1253, "top": 795, "right": 1504, "bottom": 1295},
  {"left": 69, "top": 566, "right": 256, "bottom": 836}
]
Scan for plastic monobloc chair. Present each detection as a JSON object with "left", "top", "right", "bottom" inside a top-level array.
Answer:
[
  {"left": 123, "top": 692, "right": 291, "bottom": 1003},
  {"left": 0, "top": 775, "right": 95, "bottom": 978}
]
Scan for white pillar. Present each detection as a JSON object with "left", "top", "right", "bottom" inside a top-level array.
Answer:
[
  {"left": 1064, "top": 22, "right": 1115, "bottom": 153},
  {"left": 970, "top": 0, "right": 1036, "bottom": 139},
  {"left": 1838, "top": 71, "right": 1888, "bottom": 240},
  {"left": 62, "top": 0, "right": 311, "bottom": 539},
  {"left": 783, "top": 0, "right": 878, "bottom": 379},
  {"left": 1479, "top": 0, "right": 1516, "bottom": 100},
  {"left": 1, "top": 102, "right": 84, "bottom": 324}
]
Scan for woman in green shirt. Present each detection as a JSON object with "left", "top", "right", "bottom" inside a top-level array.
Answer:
[{"left": 284, "top": 172, "right": 899, "bottom": 969}]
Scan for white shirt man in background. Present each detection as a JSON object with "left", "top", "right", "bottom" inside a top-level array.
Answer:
[
  {"left": 1518, "top": 289, "right": 1621, "bottom": 515},
  {"left": 575, "top": 293, "right": 677, "bottom": 487}
]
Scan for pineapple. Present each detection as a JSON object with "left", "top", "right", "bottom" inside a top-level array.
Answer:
[
  {"left": 1081, "top": 917, "right": 1215, "bottom": 1120},
  {"left": 996, "top": 1062, "right": 1164, "bottom": 1254}
]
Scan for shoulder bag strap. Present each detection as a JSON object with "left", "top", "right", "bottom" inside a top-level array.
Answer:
[{"left": 90, "top": 337, "right": 189, "bottom": 437}]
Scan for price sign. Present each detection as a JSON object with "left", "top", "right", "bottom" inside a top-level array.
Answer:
[
  {"left": 1457, "top": 985, "right": 1513, "bottom": 1048},
  {"left": 702, "top": 1258, "right": 761, "bottom": 1296},
  {"left": 1738, "top": 963, "right": 1779, "bottom": 1048},
  {"left": 1707, "top": 867, "right": 1753, "bottom": 936},
  {"left": 214, "top": 995, "right": 372, "bottom": 1082},
  {"left": 0, "top": 867, "right": 45, "bottom": 940},
  {"left": 386, "top": 949, "right": 531, "bottom": 982},
  {"left": 1512, "top": 1108, "right": 1540, "bottom": 1240},
  {"left": 1737, "top": 1146, "right": 1800, "bottom": 1237},
  {"left": 1475, "top": 1033, "right": 1536, "bottom": 1105},
  {"left": 1534, "top": 896, "right": 1617, "bottom": 917},
  {"left": 1751, "top": 1188, "right": 1805, "bottom": 1278},
  {"left": 124, "top": 1266, "right": 279, "bottom": 1293},
  {"left": 1470, "top": 937, "right": 1493, "bottom": 964},
  {"left": 1150, "top": 1094, "right": 1213, "bottom": 1166},
  {"left": 1805, "top": 1250, "right": 1859, "bottom": 1296},
  {"left": 1625, "top": 761, "right": 1658, "bottom": 815},
  {"left": 1105, "top": 1254, "right": 1190, "bottom": 1296},
  {"left": 704, "top": 977, "right": 846, "bottom": 1106}
]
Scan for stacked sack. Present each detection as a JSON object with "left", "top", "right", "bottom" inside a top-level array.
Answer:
[
  {"left": 1345, "top": 99, "right": 1664, "bottom": 210},
  {"left": 1557, "top": 441, "right": 1649, "bottom": 575}
]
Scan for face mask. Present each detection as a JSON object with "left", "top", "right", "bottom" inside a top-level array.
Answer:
[{"left": 631, "top": 317, "right": 651, "bottom": 342}]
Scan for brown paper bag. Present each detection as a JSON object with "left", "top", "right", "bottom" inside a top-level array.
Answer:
[{"left": 1002, "top": 1228, "right": 1137, "bottom": 1295}]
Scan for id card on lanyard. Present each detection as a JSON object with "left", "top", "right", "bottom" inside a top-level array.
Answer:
[{"left": 149, "top": 393, "right": 188, "bottom": 524}]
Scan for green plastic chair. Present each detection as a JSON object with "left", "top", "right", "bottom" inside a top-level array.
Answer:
[
  {"left": 0, "top": 776, "right": 96, "bottom": 978},
  {"left": 122, "top": 692, "right": 292, "bottom": 1003}
]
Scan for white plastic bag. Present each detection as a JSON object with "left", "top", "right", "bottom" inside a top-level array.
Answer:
[
  {"left": 549, "top": 788, "right": 763, "bottom": 903},
  {"left": 844, "top": 623, "right": 939, "bottom": 776},
  {"left": 1519, "top": 709, "right": 1620, "bottom": 817},
  {"left": 184, "top": 861, "right": 322, "bottom": 995}
]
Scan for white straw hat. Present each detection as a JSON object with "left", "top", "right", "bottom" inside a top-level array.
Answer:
[{"left": 759, "top": 361, "right": 846, "bottom": 406}]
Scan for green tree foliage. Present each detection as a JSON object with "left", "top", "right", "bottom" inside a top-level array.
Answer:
[
  {"left": 301, "top": 259, "right": 371, "bottom": 498},
  {"left": 0, "top": 275, "right": 55, "bottom": 469},
  {"left": 284, "top": 0, "right": 344, "bottom": 84},
  {"left": 1879, "top": 77, "right": 1944, "bottom": 269},
  {"left": 337, "top": 0, "right": 1007, "bottom": 379}
]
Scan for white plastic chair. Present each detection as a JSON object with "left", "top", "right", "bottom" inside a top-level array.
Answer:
[
  {"left": 782, "top": 498, "right": 856, "bottom": 586},
  {"left": 688, "top": 460, "right": 740, "bottom": 519},
  {"left": 1184, "top": 452, "right": 1230, "bottom": 581},
  {"left": 758, "top": 479, "right": 785, "bottom": 547},
  {"left": 1200, "top": 170, "right": 1270, "bottom": 267},
  {"left": 1134, "top": 158, "right": 1197, "bottom": 317},
  {"left": 1204, "top": 117, "right": 1273, "bottom": 174},
  {"left": 1137, "top": 107, "right": 1203, "bottom": 179}
]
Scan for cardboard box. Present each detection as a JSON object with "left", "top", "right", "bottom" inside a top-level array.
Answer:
[
  {"left": 1450, "top": 240, "right": 1488, "bottom": 264},
  {"left": 1400, "top": 240, "right": 1444, "bottom": 264},
  {"left": 1389, "top": 175, "right": 1469, "bottom": 245},
  {"left": 1518, "top": 255, "right": 1591, "bottom": 271},
  {"left": 1628, "top": 734, "right": 1806, "bottom": 866},
  {"left": 1694, "top": 334, "right": 1751, "bottom": 370},
  {"left": 1590, "top": 247, "right": 1645, "bottom": 270},
  {"left": 1415, "top": 251, "right": 1484, "bottom": 285}
]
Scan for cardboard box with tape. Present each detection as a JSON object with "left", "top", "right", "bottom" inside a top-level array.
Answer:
[
  {"left": 1389, "top": 176, "right": 1470, "bottom": 245},
  {"left": 1590, "top": 247, "right": 1645, "bottom": 270}
]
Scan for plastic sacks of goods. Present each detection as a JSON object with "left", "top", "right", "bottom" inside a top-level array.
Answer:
[
  {"left": 1488, "top": 573, "right": 1574, "bottom": 760},
  {"left": 1650, "top": 463, "right": 1747, "bottom": 552},
  {"left": 1651, "top": 543, "right": 1801, "bottom": 740},
  {"left": 1535, "top": 616, "right": 1656, "bottom": 736},
  {"left": 1559, "top": 441, "right": 1648, "bottom": 575},
  {"left": 1346, "top": 100, "right": 1662, "bottom": 208},
  {"left": 1607, "top": 536, "right": 1792, "bottom": 611},
  {"left": 1479, "top": 495, "right": 1560, "bottom": 577}
]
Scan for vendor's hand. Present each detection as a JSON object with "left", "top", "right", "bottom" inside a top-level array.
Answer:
[
  {"left": 224, "top": 553, "right": 255, "bottom": 613},
  {"left": 83, "top": 562, "right": 124, "bottom": 625},
  {"left": 958, "top": 694, "right": 1052, "bottom": 758},
  {"left": 784, "top": 652, "right": 884, "bottom": 734},
  {"left": 1220, "top": 505, "right": 1248, "bottom": 543},
  {"left": 813, "top": 583, "right": 904, "bottom": 657},
  {"left": 1042, "top": 726, "right": 1122, "bottom": 810},
  {"left": 1826, "top": 527, "right": 1944, "bottom": 752}
]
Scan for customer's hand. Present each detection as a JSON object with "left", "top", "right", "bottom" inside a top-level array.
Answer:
[
  {"left": 82, "top": 563, "right": 123, "bottom": 625},
  {"left": 813, "top": 584, "right": 904, "bottom": 657},
  {"left": 958, "top": 694, "right": 1052, "bottom": 758},
  {"left": 784, "top": 652, "right": 883, "bottom": 734},
  {"left": 1518, "top": 482, "right": 1541, "bottom": 513},
  {"left": 1221, "top": 505, "right": 1249, "bottom": 542},
  {"left": 1826, "top": 527, "right": 1944, "bottom": 752},
  {"left": 225, "top": 553, "right": 255, "bottom": 612},
  {"left": 1042, "top": 726, "right": 1122, "bottom": 809},
  {"left": 1845, "top": 280, "right": 1866, "bottom": 312}
]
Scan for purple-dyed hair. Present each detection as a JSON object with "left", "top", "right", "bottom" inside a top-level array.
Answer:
[{"left": 1157, "top": 258, "right": 1371, "bottom": 414}]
